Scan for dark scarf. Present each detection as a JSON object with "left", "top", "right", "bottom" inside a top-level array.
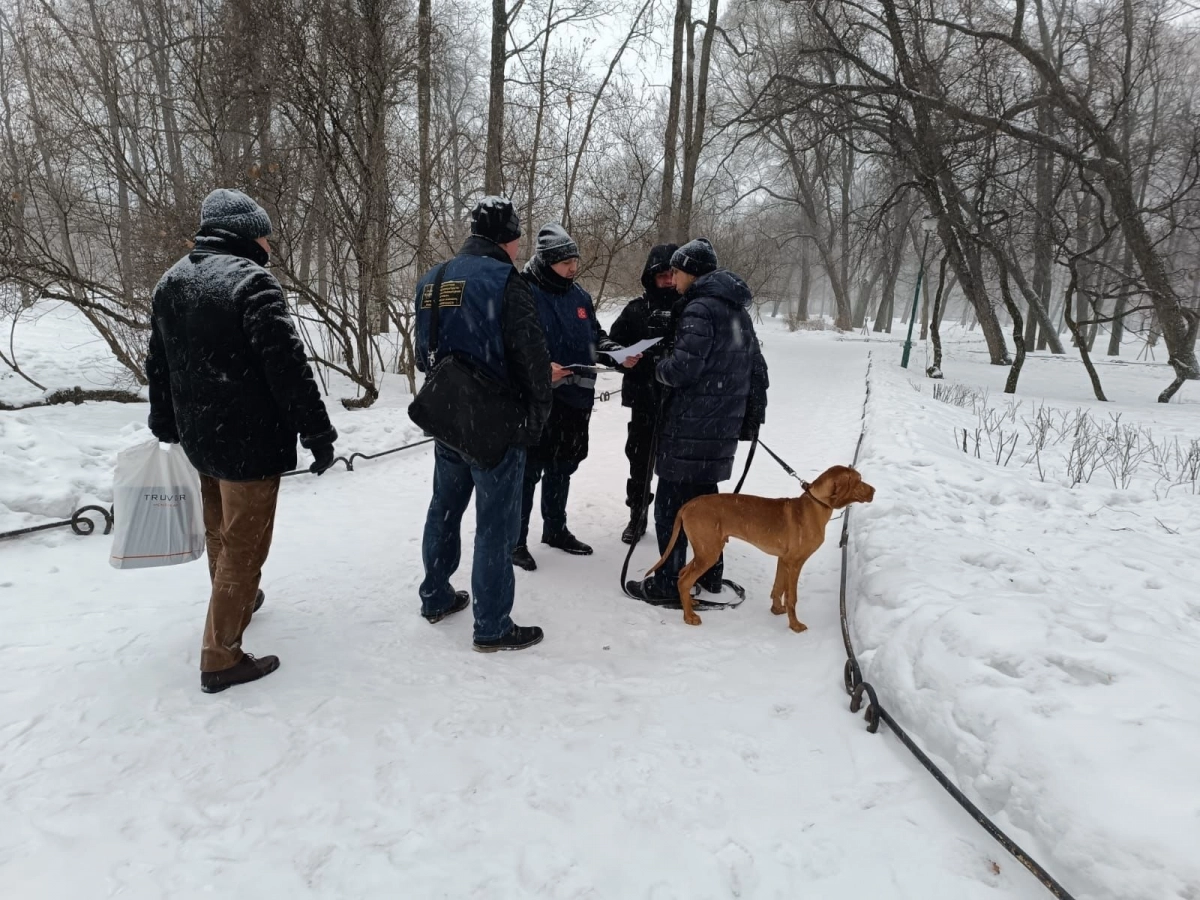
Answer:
[
  {"left": 645, "top": 284, "right": 678, "bottom": 311},
  {"left": 524, "top": 254, "right": 575, "bottom": 295},
  {"left": 193, "top": 225, "right": 270, "bottom": 267}
]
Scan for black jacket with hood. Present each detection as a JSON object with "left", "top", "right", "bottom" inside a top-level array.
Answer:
[{"left": 609, "top": 243, "right": 680, "bottom": 410}]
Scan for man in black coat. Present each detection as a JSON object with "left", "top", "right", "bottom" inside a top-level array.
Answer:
[
  {"left": 413, "top": 196, "right": 552, "bottom": 652},
  {"left": 609, "top": 243, "right": 678, "bottom": 543},
  {"left": 625, "top": 238, "right": 769, "bottom": 603},
  {"left": 146, "top": 188, "right": 338, "bottom": 693}
]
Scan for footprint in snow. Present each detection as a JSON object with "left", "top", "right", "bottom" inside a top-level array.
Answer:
[
  {"left": 1047, "top": 655, "right": 1115, "bottom": 686},
  {"left": 716, "top": 840, "right": 757, "bottom": 898}
]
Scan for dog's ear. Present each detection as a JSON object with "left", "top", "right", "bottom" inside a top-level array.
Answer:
[{"left": 828, "top": 467, "right": 862, "bottom": 509}]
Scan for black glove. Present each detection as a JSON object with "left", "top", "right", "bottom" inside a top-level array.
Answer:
[
  {"left": 739, "top": 419, "right": 760, "bottom": 443},
  {"left": 151, "top": 427, "right": 180, "bottom": 444},
  {"left": 309, "top": 442, "right": 336, "bottom": 475}
]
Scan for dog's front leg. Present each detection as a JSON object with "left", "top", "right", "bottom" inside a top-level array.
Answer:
[
  {"left": 770, "top": 560, "right": 788, "bottom": 616},
  {"left": 783, "top": 557, "right": 810, "bottom": 633}
]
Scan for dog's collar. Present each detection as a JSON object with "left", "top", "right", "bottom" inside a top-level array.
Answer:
[{"left": 802, "top": 483, "right": 833, "bottom": 510}]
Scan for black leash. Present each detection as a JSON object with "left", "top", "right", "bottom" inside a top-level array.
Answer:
[
  {"left": 838, "top": 355, "right": 1077, "bottom": 900},
  {"left": 731, "top": 436, "right": 757, "bottom": 494},
  {"left": 755, "top": 438, "right": 811, "bottom": 491},
  {"left": 619, "top": 390, "right": 667, "bottom": 598}
]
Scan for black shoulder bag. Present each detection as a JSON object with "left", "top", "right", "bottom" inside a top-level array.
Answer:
[{"left": 407, "top": 262, "right": 526, "bottom": 470}]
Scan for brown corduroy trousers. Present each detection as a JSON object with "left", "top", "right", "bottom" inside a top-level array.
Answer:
[{"left": 199, "top": 474, "right": 280, "bottom": 672}]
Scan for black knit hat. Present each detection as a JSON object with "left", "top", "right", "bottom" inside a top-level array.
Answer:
[
  {"left": 535, "top": 223, "right": 579, "bottom": 265},
  {"left": 671, "top": 237, "right": 718, "bottom": 277},
  {"left": 471, "top": 196, "right": 522, "bottom": 245},
  {"left": 199, "top": 188, "right": 272, "bottom": 240}
]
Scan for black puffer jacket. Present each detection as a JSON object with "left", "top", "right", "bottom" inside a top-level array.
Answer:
[
  {"left": 145, "top": 228, "right": 336, "bottom": 480},
  {"left": 654, "top": 269, "right": 767, "bottom": 483},
  {"left": 609, "top": 243, "right": 679, "bottom": 409}
]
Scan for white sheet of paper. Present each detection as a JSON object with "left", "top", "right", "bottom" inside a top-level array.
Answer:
[{"left": 600, "top": 337, "right": 661, "bottom": 365}]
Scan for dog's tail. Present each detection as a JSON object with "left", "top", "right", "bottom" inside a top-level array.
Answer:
[{"left": 643, "top": 511, "right": 685, "bottom": 578}]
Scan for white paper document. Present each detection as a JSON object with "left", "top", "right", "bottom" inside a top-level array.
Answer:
[{"left": 599, "top": 337, "right": 661, "bottom": 365}]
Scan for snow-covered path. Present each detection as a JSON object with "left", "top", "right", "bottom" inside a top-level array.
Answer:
[{"left": 2, "top": 330, "right": 1047, "bottom": 898}]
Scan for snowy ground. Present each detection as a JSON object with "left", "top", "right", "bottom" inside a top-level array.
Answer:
[
  {"left": 2, "top": 303, "right": 1197, "bottom": 898},
  {"left": 848, "top": 338, "right": 1200, "bottom": 900}
]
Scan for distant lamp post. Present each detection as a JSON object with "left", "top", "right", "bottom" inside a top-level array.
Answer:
[{"left": 901, "top": 216, "right": 938, "bottom": 369}]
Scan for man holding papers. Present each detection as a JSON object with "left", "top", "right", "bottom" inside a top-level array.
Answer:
[{"left": 609, "top": 243, "right": 681, "bottom": 543}]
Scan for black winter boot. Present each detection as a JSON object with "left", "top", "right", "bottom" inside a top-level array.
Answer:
[
  {"left": 200, "top": 653, "right": 280, "bottom": 694},
  {"left": 698, "top": 570, "right": 724, "bottom": 594},
  {"left": 542, "top": 529, "right": 593, "bottom": 556},
  {"left": 621, "top": 508, "right": 648, "bottom": 545},
  {"left": 512, "top": 545, "right": 538, "bottom": 571},
  {"left": 473, "top": 624, "right": 545, "bottom": 653},
  {"left": 423, "top": 590, "right": 470, "bottom": 624},
  {"left": 625, "top": 577, "right": 679, "bottom": 604}
]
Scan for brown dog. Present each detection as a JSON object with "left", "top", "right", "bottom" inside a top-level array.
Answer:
[{"left": 644, "top": 465, "right": 876, "bottom": 630}]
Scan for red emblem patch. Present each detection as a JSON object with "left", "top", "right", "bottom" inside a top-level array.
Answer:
[{"left": 576, "top": 307, "right": 588, "bottom": 320}]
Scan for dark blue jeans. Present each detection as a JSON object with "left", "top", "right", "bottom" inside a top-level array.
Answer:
[
  {"left": 651, "top": 479, "right": 723, "bottom": 588},
  {"left": 419, "top": 442, "right": 525, "bottom": 641},
  {"left": 518, "top": 456, "right": 579, "bottom": 544}
]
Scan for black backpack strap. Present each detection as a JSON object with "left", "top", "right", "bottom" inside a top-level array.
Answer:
[{"left": 426, "top": 261, "right": 452, "bottom": 368}]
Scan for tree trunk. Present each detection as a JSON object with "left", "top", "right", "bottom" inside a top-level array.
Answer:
[
  {"left": 677, "top": 0, "right": 718, "bottom": 239},
  {"left": 658, "top": 0, "right": 688, "bottom": 241},
  {"left": 85, "top": 0, "right": 134, "bottom": 307},
  {"left": 1064, "top": 262, "right": 1108, "bottom": 401},
  {"left": 1026, "top": 86, "right": 1054, "bottom": 351},
  {"left": 484, "top": 0, "right": 507, "bottom": 195},
  {"left": 797, "top": 246, "right": 811, "bottom": 322},
  {"left": 777, "top": 129, "right": 852, "bottom": 328},
  {"left": 839, "top": 132, "right": 853, "bottom": 325},
  {"left": 417, "top": 0, "right": 433, "bottom": 272},
  {"left": 875, "top": 0, "right": 1010, "bottom": 363},
  {"left": 136, "top": 0, "right": 187, "bottom": 216},
  {"left": 852, "top": 259, "right": 882, "bottom": 330},
  {"left": 874, "top": 237, "right": 904, "bottom": 333},
  {"left": 522, "top": 4, "right": 552, "bottom": 259},
  {"left": 996, "top": 241, "right": 1066, "bottom": 353},
  {"left": 879, "top": 227, "right": 908, "bottom": 332}
]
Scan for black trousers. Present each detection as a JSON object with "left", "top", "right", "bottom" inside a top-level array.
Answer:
[
  {"left": 624, "top": 404, "right": 657, "bottom": 509},
  {"left": 520, "top": 398, "right": 590, "bottom": 544}
]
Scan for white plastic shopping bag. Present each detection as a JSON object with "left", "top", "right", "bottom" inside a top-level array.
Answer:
[{"left": 109, "top": 440, "right": 205, "bottom": 570}]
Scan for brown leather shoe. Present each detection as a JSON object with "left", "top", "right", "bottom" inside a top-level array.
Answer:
[{"left": 200, "top": 653, "right": 280, "bottom": 693}]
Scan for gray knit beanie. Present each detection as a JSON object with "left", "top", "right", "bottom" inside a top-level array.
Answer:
[
  {"left": 199, "top": 188, "right": 273, "bottom": 240},
  {"left": 671, "top": 237, "right": 718, "bottom": 277},
  {"left": 535, "top": 223, "right": 580, "bottom": 265}
]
